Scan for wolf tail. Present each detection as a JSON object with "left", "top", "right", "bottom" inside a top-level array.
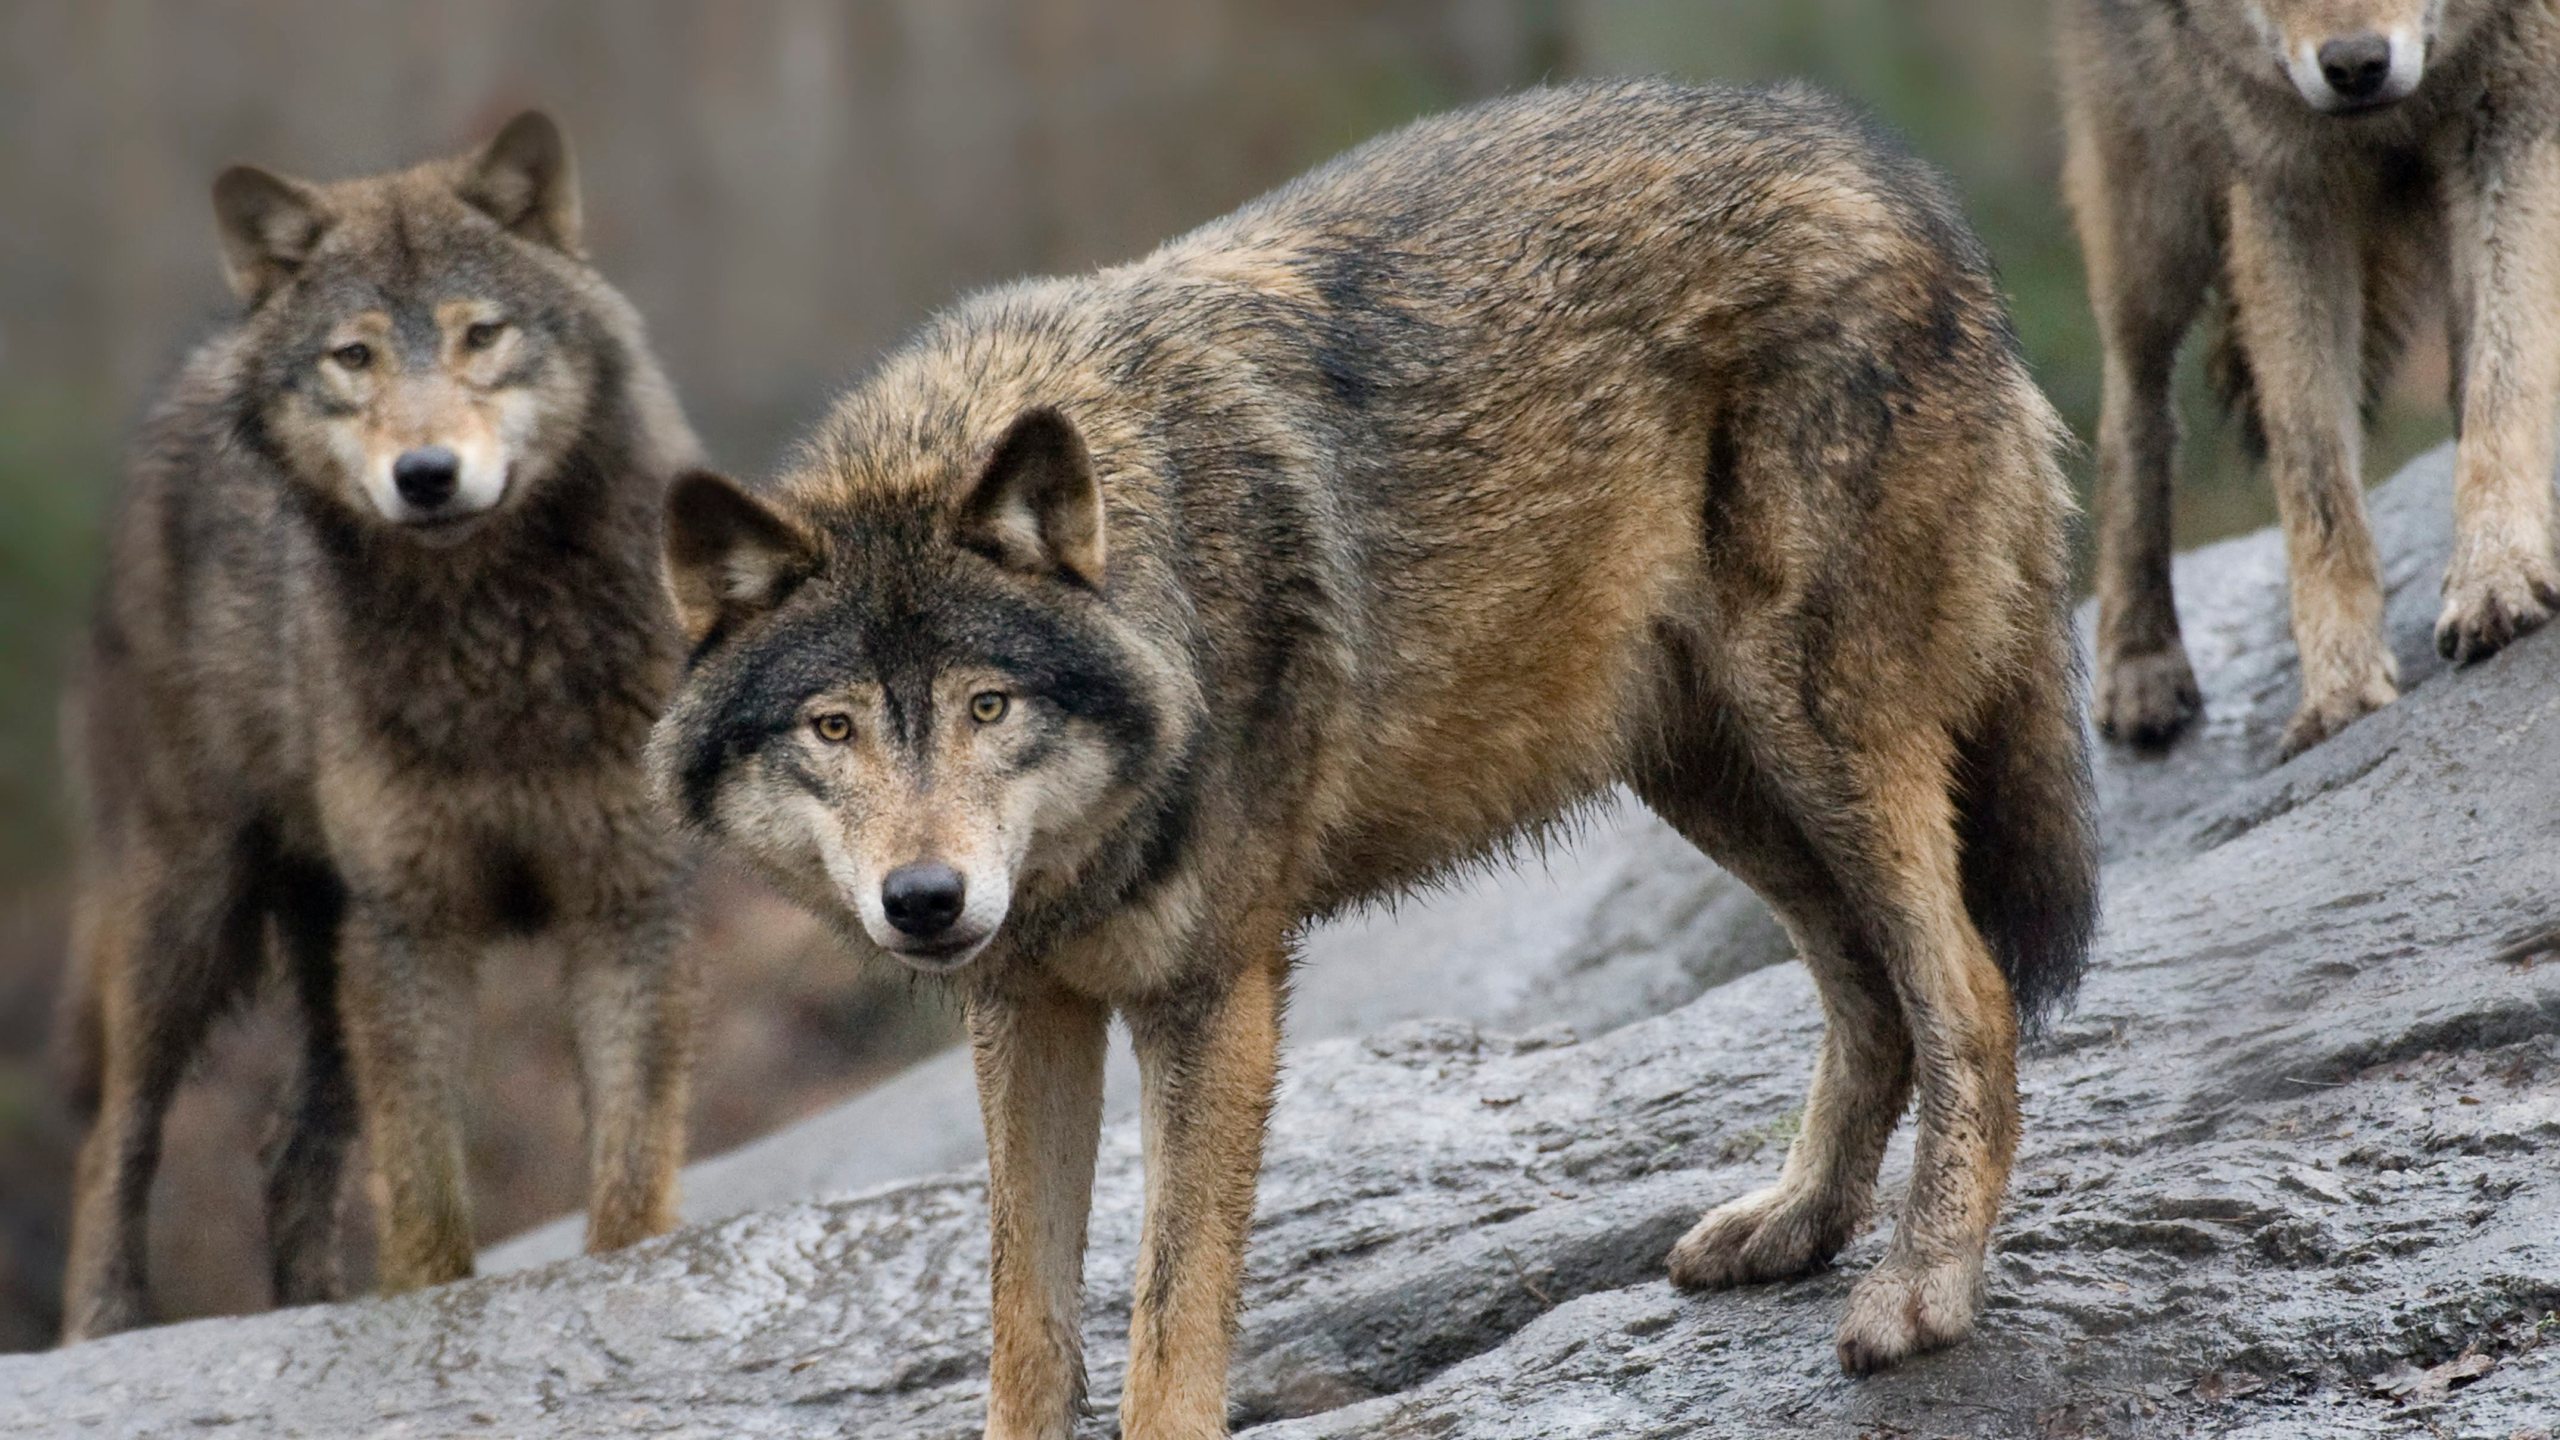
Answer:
[{"left": 1953, "top": 621, "right": 2100, "bottom": 1035}]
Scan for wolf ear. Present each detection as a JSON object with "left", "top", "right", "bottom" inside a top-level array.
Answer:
[
  {"left": 957, "top": 408, "right": 1106, "bottom": 588},
  {"left": 665, "top": 471, "right": 820, "bottom": 649},
  {"left": 212, "top": 166, "right": 327, "bottom": 304},
  {"left": 459, "top": 110, "right": 582, "bottom": 254}
]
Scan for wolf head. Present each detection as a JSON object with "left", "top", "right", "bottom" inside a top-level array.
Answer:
[
  {"left": 215, "top": 112, "right": 611, "bottom": 541},
  {"left": 652, "top": 405, "right": 1187, "bottom": 973},
  {"left": 2196, "top": 1, "right": 2495, "bottom": 112}
]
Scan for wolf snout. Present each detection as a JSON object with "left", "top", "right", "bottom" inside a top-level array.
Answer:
[
  {"left": 2317, "top": 34, "right": 2393, "bottom": 103},
  {"left": 882, "top": 861, "right": 968, "bottom": 941},
  {"left": 392, "top": 445, "right": 463, "bottom": 510}
]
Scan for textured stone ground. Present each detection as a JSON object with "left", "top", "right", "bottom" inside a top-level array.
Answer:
[{"left": 6, "top": 448, "right": 2556, "bottom": 1438}]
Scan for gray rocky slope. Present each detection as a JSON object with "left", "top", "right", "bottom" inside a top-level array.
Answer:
[{"left": 5, "top": 446, "right": 2556, "bottom": 1437}]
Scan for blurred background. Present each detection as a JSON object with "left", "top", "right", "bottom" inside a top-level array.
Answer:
[{"left": 0, "top": 0, "right": 2450, "bottom": 1350}]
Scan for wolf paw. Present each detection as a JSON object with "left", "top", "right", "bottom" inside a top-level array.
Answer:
[
  {"left": 2095, "top": 645, "right": 2200, "bottom": 748},
  {"left": 1833, "top": 1254, "right": 1982, "bottom": 1376},
  {"left": 1667, "top": 1183, "right": 1861, "bottom": 1291},
  {"left": 2279, "top": 666, "right": 2398, "bottom": 758},
  {"left": 2436, "top": 548, "right": 2560, "bottom": 664}
]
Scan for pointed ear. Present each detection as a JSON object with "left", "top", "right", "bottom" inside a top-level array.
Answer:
[
  {"left": 458, "top": 110, "right": 582, "bottom": 254},
  {"left": 211, "top": 166, "right": 327, "bottom": 303},
  {"left": 664, "top": 471, "right": 820, "bottom": 650},
  {"left": 957, "top": 409, "right": 1106, "bottom": 588}
]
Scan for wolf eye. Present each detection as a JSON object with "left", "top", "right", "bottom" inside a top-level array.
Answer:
[
  {"left": 811, "top": 712, "right": 854, "bottom": 744},
  {"left": 331, "top": 342, "right": 372, "bottom": 370},
  {"left": 462, "top": 321, "right": 505, "bottom": 351},
  {"left": 970, "top": 692, "right": 1010, "bottom": 725}
]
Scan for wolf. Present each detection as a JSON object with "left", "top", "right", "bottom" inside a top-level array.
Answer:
[
  {"left": 57, "top": 112, "right": 703, "bottom": 1342},
  {"left": 2063, "top": 0, "right": 2560, "bottom": 754},
  {"left": 655, "top": 79, "right": 2098, "bottom": 1438}
]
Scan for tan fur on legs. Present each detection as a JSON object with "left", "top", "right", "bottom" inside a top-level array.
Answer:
[
  {"left": 972, "top": 981, "right": 1110, "bottom": 1440},
  {"left": 565, "top": 914, "right": 695, "bottom": 1253},
  {"left": 1831, "top": 735, "right": 2021, "bottom": 1375},
  {"left": 60, "top": 853, "right": 261, "bottom": 1343},
  {"left": 2224, "top": 180, "right": 2399, "bottom": 755},
  {"left": 1122, "top": 940, "right": 1285, "bottom": 1440},
  {"left": 2440, "top": 131, "right": 2560, "bottom": 661},
  {"left": 338, "top": 917, "right": 478, "bottom": 1292},
  {"left": 2062, "top": 68, "right": 2214, "bottom": 746}
]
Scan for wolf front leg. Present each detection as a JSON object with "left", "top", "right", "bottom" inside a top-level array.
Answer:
[
  {"left": 971, "top": 979, "right": 1110, "bottom": 1440},
  {"left": 2439, "top": 125, "right": 2560, "bottom": 663},
  {"left": 562, "top": 886, "right": 696, "bottom": 1253},
  {"left": 2063, "top": 69, "right": 2214, "bottom": 747},
  {"left": 1120, "top": 943, "right": 1285, "bottom": 1440},
  {"left": 2224, "top": 177, "right": 2398, "bottom": 755},
  {"left": 337, "top": 908, "right": 480, "bottom": 1293}
]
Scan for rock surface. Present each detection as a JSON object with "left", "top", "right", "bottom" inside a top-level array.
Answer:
[{"left": 7, "top": 446, "right": 2558, "bottom": 1438}]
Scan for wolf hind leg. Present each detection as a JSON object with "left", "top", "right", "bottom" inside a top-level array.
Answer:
[
  {"left": 1631, "top": 717, "right": 1913, "bottom": 1293},
  {"left": 264, "top": 866, "right": 355, "bottom": 1307},
  {"left": 1819, "top": 732, "right": 2021, "bottom": 1375},
  {"left": 60, "top": 847, "right": 265, "bottom": 1342}
]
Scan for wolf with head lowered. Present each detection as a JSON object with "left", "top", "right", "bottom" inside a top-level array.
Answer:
[
  {"left": 60, "top": 114, "right": 702, "bottom": 1341},
  {"left": 661, "top": 80, "right": 2097, "bottom": 1438},
  {"left": 2065, "top": 0, "right": 2560, "bottom": 754}
]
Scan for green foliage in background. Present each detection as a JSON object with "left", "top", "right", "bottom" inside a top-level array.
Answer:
[{"left": 0, "top": 394, "right": 111, "bottom": 882}]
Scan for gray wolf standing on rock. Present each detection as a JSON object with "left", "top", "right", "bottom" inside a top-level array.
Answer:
[
  {"left": 2064, "top": 0, "right": 2560, "bottom": 754},
  {"left": 58, "top": 113, "right": 703, "bottom": 1342},
  {"left": 655, "top": 79, "right": 2097, "bottom": 1439}
]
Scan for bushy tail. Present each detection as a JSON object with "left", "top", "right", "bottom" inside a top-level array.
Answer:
[{"left": 1954, "top": 627, "right": 2100, "bottom": 1035}]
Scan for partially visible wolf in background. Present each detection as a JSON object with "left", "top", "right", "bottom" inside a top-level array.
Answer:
[
  {"left": 58, "top": 113, "right": 703, "bottom": 1342},
  {"left": 657, "top": 79, "right": 2097, "bottom": 1439},
  {"left": 2064, "top": 0, "right": 2560, "bottom": 754}
]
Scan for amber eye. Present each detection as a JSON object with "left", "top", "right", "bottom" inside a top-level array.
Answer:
[
  {"left": 970, "top": 692, "right": 1010, "bottom": 725},
  {"left": 331, "top": 342, "right": 372, "bottom": 370},
  {"left": 811, "top": 712, "right": 854, "bottom": 744},
  {"left": 462, "top": 321, "right": 504, "bottom": 351}
]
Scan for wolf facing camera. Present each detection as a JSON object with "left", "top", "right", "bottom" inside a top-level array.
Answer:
[
  {"left": 2064, "top": 0, "right": 2560, "bottom": 753},
  {"left": 58, "top": 113, "right": 703, "bottom": 1342},
  {"left": 656, "top": 81, "right": 2098, "bottom": 1439}
]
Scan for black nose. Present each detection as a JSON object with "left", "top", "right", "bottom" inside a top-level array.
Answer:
[
  {"left": 881, "top": 862, "right": 966, "bottom": 939},
  {"left": 392, "top": 446, "right": 461, "bottom": 508},
  {"left": 2318, "top": 34, "right": 2393, "bottom": 100}
]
